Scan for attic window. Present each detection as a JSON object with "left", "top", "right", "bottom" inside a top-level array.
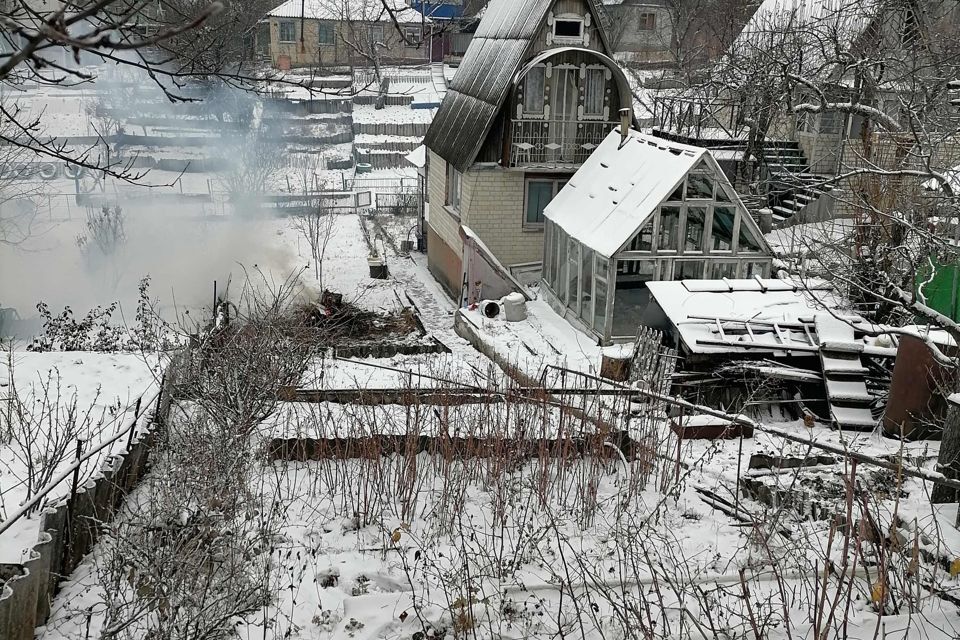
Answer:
[{"left": 554, "top": 19, "right": 583, "bottom": 39}]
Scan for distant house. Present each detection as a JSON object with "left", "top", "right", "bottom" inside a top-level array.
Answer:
[
  {"left": 600, "top": 0, "right": 673, "bottom": 63},
  {"left": 541, "top": 127, "right": 773, "bottom": 342},
  {"left": 422, "top": 0, "right": 633, "bottom": 299},
  {"left": 258, "top": 0, "right": 429, "bottom": 69}
]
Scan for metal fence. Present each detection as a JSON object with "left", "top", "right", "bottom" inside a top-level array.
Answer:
[
  {"left": 375, "top": 190, "right": 420, "bottom": 216},
  {"left": 509, "top": 119, "right": 618, "bottom": 167}
]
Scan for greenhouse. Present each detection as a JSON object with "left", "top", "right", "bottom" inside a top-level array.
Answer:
[{"left": 541, "top": 129, "right": 774, "bottom": 343}]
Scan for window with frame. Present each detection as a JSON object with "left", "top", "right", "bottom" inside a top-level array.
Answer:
[
  {"left": 710, "top": 261, "right": 738, "bottom": 279},
  {"left": 404, "top": 25, "right": 421, "bottom": 46},
  {"left": 318, "top": 22, "right": 335, "bottom": 45},
  {"left": 901, "top": 7, "right": 920, "bottom": 46},
  {"left": 368, "top": 25, "right": 385, "bottom": 46},
  {"left": 583, "top": 68, "right": 605, "bottom": 117},
  {"left": 737, "top": 219, "right": 763, "bottom": 252},
  {"left": 525, "top": 177, "right": 566, "bottom": 226},
  {"left": 522, "top": 66, "right": 546, "bottom": 115},
  {"left": 744, "top": 261, "right": 768, "bottom": 278},
  {"left": 658, "top": 206, "right": 680, "bottom": 252},
  {"left": 684, "top": 206, "right": 707, "bottom": 252},
  {"left": 666, "top": 181, "right": 684, "bottom": 201},
  {"left": 553, "top": 19, "right": 583, "bottom": 39},
  {"left": 711, "top": 206, "right": 736, "bottom": 251},
  {"left": 594, "top": 255, "right": 608, "bottom": 333},
  {"left": 674, "top": 260, "right": 704, "bottom": 280},
  {"left": 566, "top": 236, "right": 580, "bottom": 310},
  {"left": 278, "top": 20, "right": 296, "bottom": 42},
  {"left": 686, "top": 173, "right": 714, "bottom": 199},
  {"left": 580, "top": 247, "right": 594, "bottom": 322},
  {"left": 638, "top": 12, "right": 656, "bottom": 30},
  {"left": 624, "top": 222, "right": 653, "bottom": 252},
  {"left": 447, "top": 164, "right": 462, "bottom": 212}
]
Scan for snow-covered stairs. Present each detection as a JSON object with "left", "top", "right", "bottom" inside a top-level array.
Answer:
[
  {"left": 760, "top": 141, "right": 834, "bottom": 226},
  {"left": 430, "top": 62, "right": 447, "bottom": 101},
  {"left": 815, "top": 314, "right": 876, "bottom": 430}
]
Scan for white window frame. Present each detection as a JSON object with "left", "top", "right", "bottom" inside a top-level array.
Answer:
[
  {"left": 546, "top": 11, "right": 590, "bottom": 46},
  {"left": 552, "top": 17, "right": 584, "bottom": 43},
  {"left": 278, "top": 20, "right": 297, "bottom": 43},
  {"left": 403, "top": 25, "right": 421, "bottom": 47},
  {"left": 580, "top": 65, "right": 608, "bottom": 120},
  {"left": 318, "top": 22, "right": 335, "bottom": 46},
  {"left": 638, "top": 12, "right": 657, "bottom": 31},
  {"left": 523, "top": 176, "right": 567, "bottom": 229},
  {"left": 447, "top": 164, "right": 462, "bottom": 213},
  {"left": 368, "top": 24, "right": 385, "bottom": 47},
  {"left": 519, "top": 64, "right": 547, "bottom": 118}
]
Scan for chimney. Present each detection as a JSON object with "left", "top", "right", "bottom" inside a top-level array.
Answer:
[{"left": 619, "top": 108, "right": 631, "bottom": 145}]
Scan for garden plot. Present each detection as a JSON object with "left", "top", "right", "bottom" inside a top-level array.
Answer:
[
  {"left": 0, "top": 351, "right": 159, "bottom": 563},
  {"left": 299, "top": 352, "right": 502, "bottom": 391},
  {"left": 37, "top": 388, "right": 960, "bottom": 640},
  {"left": 272, "top": 210, "right": 412, "bottom": 314}
]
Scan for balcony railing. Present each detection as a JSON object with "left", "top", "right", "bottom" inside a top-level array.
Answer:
[{"left": 509, "top": 118, "right": 618, "bottom": 167}]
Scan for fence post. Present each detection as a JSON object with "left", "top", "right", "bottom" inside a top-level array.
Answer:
[{"left": 64, "top": 438, "right": 83, "bottom": 559}]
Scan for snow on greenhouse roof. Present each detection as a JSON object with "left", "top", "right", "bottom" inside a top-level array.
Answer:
[
  {"left": 543, "top": 128, "right": 758, "bottom": 258},
  {"left": 267, "top": 0, "right": 424, "bottom": 22}
]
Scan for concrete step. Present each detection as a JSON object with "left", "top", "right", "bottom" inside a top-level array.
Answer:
[{"left": 772, "top": 205, "right": 796, "bottom": 218}]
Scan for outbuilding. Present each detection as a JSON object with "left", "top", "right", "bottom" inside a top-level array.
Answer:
[{"left": 541, "top": 127, "right": 774, "bottom": 343}]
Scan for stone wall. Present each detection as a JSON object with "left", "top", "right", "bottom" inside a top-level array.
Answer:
[{"left": 0, "top": 380, "right": 173, "bottom": 640}]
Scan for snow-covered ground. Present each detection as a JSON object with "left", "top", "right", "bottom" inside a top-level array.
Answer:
[{"left": 0, "top": 351, "right": 160, "bottom": 563}]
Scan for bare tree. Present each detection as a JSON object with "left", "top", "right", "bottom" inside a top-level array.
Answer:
[
  {"left": 292, "top": 193, "right": 337, "bottom": 288},
  {"left": 695, "top": 0, "right": 960, "bottom": 348},
  {"left": 217, "top": 132, "right": 286, "bottom": 214}
]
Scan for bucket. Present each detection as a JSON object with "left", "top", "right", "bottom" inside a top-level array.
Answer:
[
  {"left": 501, "top": 292, "right": 527, "bottom": 322},
  {"left": 368, "top": 255, "right": 388, "bottom": 279},
  {"left": 481, "top": 300, "right": 501, "bottom": 318}
]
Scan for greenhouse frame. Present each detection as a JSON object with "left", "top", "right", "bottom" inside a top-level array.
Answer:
[{"left": 541, "top": 129, "right": 774, "bottom": 343}]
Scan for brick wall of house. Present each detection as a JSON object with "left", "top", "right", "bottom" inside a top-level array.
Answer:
[
  {"left": 830, "top": 136, "right": 960, "bottom": 218},
  {"left": 461, "top": 166, "right": 545, "bottom": 267},
  {"left": 797, "top": 131, "right": 844, "bottom": 175},
  {"left": 266, "top": 18, "right": 428, "bottom": 68}
]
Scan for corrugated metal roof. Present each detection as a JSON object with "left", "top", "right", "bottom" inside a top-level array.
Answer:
[
  {"left": 267, "top": 0, "right": 423, "bottom": 22},
  {"left": 424, "top": 0, "right": 612, "bottom": 172}
]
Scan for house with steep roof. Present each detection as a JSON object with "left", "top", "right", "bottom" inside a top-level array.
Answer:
[
  {"left": 541, "top": 127, "right": 774, "bottom": 342},
  {"left": 421, "top": 0, "right": 633, "bottom": 298},
  {"left": 258, "top": 0, "right": 428, "bottom": 69},
  {"left": 600, "top": 0, "right": 674, "bottom": 63}
]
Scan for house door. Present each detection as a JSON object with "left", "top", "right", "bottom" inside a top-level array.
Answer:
[{"left": 549, "top": 65, "right": 579, "bottom": 163}]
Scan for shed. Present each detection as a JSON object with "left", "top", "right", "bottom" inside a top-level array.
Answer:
[{"left": 541, "top": 127, "right": 773, "bottom": 343}]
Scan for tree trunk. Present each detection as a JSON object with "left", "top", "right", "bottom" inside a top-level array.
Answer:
[{"left": 932, "top": 395, "right": 960, "bottom": 506}]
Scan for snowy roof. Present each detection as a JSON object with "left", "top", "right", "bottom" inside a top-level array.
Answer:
[
  {"left": 544, "top": 128, "right": 766, "bottom": 258},
  {"left": 266, "top": 0, "right": 424, "bottom": 22},
  {"left": 729, "top": 0, "right": 878, "bottom": 77},
  {"left": 404, "top": 144, "right": 426, "bottom": 168},
  {"left": 922, "top": 165, "right": 960, "bottom": 192},
  {"left": 646, "top": 278, "right": 841, "bottom": 355},
  {"left": 423, "top": 0, "right": 613, "bottom": 172}
]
